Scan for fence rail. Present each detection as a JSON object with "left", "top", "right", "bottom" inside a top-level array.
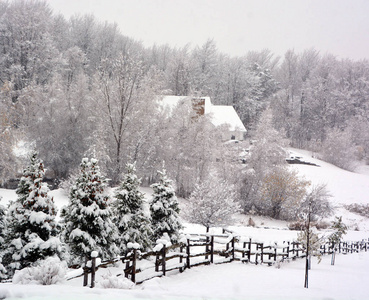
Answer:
[{"left": 80, "top": 231, "right": 369, "bottom": 288}]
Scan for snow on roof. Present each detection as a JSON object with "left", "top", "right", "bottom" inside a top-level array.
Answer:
[
  {"left": 208, "top": 105, "right": 246, "bottom": 132},
  {"left": 160, "top": 95, "right": 246, "bottom": 132}
]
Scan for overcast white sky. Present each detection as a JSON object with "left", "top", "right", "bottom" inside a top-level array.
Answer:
[{"left": 47, "top": 0, "right": 369, "bottom": 60}]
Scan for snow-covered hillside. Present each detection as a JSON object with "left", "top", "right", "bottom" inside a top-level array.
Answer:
[
  {"left": 1, "top": 148, "right": 369, "bottom": 300},
  {"left": 289, "top": 148, "right": 369, "bottom": 206}
]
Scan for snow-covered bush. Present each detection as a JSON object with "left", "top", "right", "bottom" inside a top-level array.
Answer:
[
  {"left": 259, "top": 167, "right": 310, "bottom": 220},
  {"left": 12, "top": 257, "right": 67, "bottom": 285},
  {"left": 344, "top": 203, "right": 369, "bottom": 218},
  {"left": 186, "top": 177, "right": 241, "bottom": 230},
  {"left": 98, "top": 272, "right": 134, "bottom": 289},
  {"left": 113, "top": 162, "right": 153, "bottom": 253}
]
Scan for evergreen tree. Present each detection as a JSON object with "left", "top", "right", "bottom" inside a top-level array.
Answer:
[
  {"left": 0, "top": 197, "right": 7, "bottom": 280},
  {"left": 113, "top": 162, "right": 153, "bottom": 252},
  {"left": 150, "top": 169, "right": 182, "bottom": 243},
  {"left": 2, "top": 152, "right": 61, "bottom": 276},
  {"left": 61, "top": 158, "right": 119, "bottom": 263}
]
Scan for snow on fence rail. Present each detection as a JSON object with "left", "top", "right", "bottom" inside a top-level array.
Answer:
[{"left": 79, "top": 231, "right": 369, "bottom": 288}]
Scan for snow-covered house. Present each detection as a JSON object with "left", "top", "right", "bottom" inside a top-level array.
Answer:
[{"left": 160, "top": 96, "right": 247, "bottom": 141}]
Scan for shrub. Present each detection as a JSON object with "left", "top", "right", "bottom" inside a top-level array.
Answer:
[
  {"left": 12, "top": 257, "right": 67, "bottom": 285},
  {"left": 344, "top": 203, "right": 369, "bottom": 218},
  {"left": 288, "top": 220, "right": 305, "bottom": 231},
  {"left": 98, "top": 272, "right": 134, "bottom": 289}
]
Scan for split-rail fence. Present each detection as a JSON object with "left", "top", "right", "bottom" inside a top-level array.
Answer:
[{"left": 78, "top": 229, "right": 369, "bottom": 288}]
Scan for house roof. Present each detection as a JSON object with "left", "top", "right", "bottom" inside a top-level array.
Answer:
[
  {"left": 208, "top": 105, "right": 246, "bottom": 132},
  {"left": 160, "top": 95, "right": 247, "bottom": 133}
]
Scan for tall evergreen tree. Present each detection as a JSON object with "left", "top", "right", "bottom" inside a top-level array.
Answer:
[
  {"left": 113, "top": 163, "right": 153, "bottom": 252},
  {"left": 2, "top": 152, "right": 61, "bottom": 276},
  {"left": 150, "top": 169, "right": 182, "bottom": 243},
  {"left": 61, "top": 158, "right": 119, "bottom": 263}
]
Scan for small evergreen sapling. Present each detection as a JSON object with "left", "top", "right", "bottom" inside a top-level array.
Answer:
[
  {"left": 3, "top": 152, "right": 61, "bottom": 276},
  {"left": 113, "top": 162, "right": 153, "bottom": 253},
  {"left": 328, "top": 216, "right": 347, "bottom": 265},
  {"left": 61, "top": 158, "right": 119, "bottom": 264},
  {"left": 150, "top": 169, "right": 182, "bottom": 243}
]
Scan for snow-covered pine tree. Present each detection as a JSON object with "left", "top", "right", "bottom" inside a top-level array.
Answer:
[
  {"left": 61, "top": 158, "right": 119, "bottom": 263},
  {"left": 150, "top": 169, "right": 182, "bottom": 244},
  {"left": 2, "top": 152, "right": 61, "bottom": 276},
  {"left": 113, "top": 162, "right": 153, "bottom": 253},
  {"left": 0, "top": 197, "right": 7, "bottom": 280}
]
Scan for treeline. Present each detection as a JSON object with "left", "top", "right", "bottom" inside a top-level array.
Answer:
[{"left": 1, "top": 0, "right": 369, "bottom": 196}]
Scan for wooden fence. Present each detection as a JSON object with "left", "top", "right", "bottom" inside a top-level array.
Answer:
[{"left": 80, "top": 232, "right": 369, "bottom": 288}]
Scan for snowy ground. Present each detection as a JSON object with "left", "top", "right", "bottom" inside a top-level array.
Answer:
[
  {"left": 1, "top": 148, "right": 369, "bottom": 299},
  {"left": 1, "top": 251, "right": 368, "bottom": 300}
]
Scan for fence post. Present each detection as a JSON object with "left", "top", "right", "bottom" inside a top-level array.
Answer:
[
  {"left": 248, "top": 238, "right": 252, "bottom": 263},
  {"left": 205, "top": 235, "right": 210, "bottom": 260},
  {"left": 179, "top": 245, "right": 184, "bottom": 272},
  {"left": 162, "top": 244, "right": 166, "bottom": 276},
  {"left": 155, "top": 251, "right": 160, "bottom": 272},
  {"left": 186, "top": 239, "right": 191, "bottom": 269},
  {"left": 260, "top": 243, "right": 264, "bottom": 264},
  {"left": 132, "top": 249, "right": 137, "bottom": 283},
  {"left": 210, "top": 236, "right": 214, "bottom": 263},
  {"left": 90, "top": 256, "right": 96, "bottom": 288},
  {"left": 231, "top": 236, "right": 235, "bottom": 261},
  {"left": 83, "top": 257, "right": 88, "bottom": 287},
  {"left": 287, "top": 242, "right": 290, "bottom": 259}
]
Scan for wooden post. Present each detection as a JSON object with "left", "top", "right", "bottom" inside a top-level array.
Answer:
[
  {"left": 162, "top": 244, "right": 166, "bottom": 276},
  {"left": 210, "top": 236, "right": 214, "bottom": 264},
  {"left": 155, "top": 252, "right": 160, "bottom": 272},
  {"left": 132, "top": 249, "right": 137, "bottom": 283},
  {"left": 179, "top": 245, "right": 184, "bottom": 272},
  {"left": 287, "top": 242, "right": 290, "bottom": 259},
  {"left": 242, "top": 242, "right": 247, "bottom": 259},
  {"left": 90, "top": 257, "right": 96, "bottom": 288},
  {"left": 248, "top": 238, "right": 252, "bottom": 262},
  {"left": 231, "top": 236, "right": 235, "bottom": 261},
  {"left": 205, "top": 227, "right": 210, "bottom": 260},
  {"left": 186, "top": 239, "right": 191, "bottom": 269},
  {"left": 274, "top": 246, "right": 277, "bottom": 262},
  {"left": 83, "top": 257, "right": 88, "bottom": 287},
  {"left": 260, "top": 243, "right": 264, "bottom": 264}
]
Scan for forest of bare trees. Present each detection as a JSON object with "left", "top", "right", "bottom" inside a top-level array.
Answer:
[{"left": 1, "top": 0, "right": 369, "bottom": 201}]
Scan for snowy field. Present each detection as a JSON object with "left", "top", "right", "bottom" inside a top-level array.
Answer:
[
  {"left": 1, "top": 149, "right": 369, "bottom": 299},
  {"left": 0, "top": 252, "right": 368, "bottom": 300}
]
